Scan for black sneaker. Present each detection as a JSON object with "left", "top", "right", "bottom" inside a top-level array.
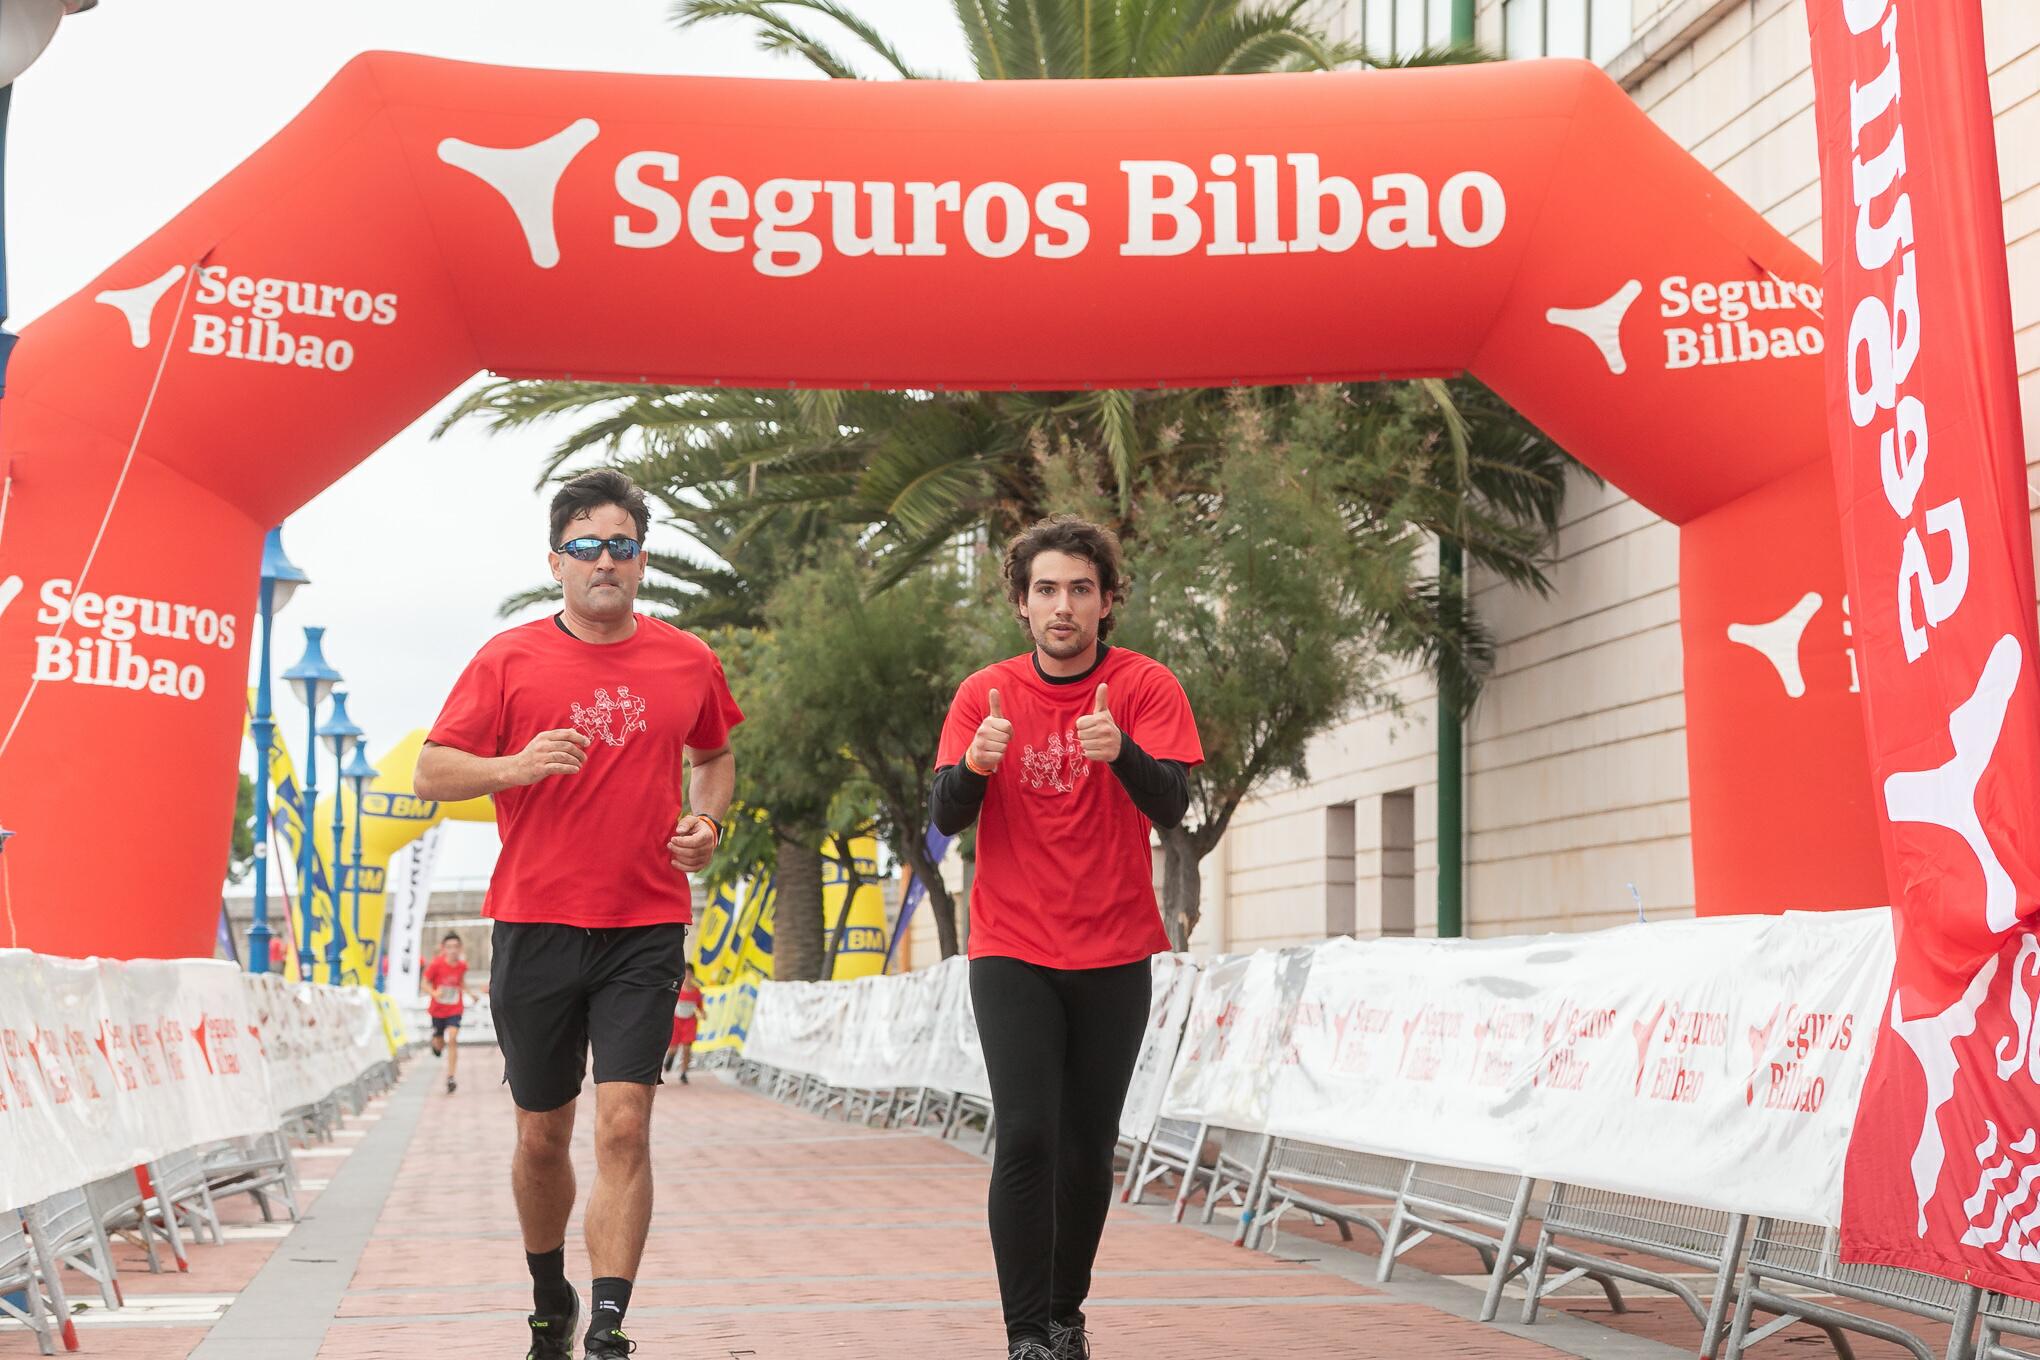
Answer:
[
  {"left": 525, "top": 1290, "right": 578, "bottom": 1360},
  {"left": 447, "top": 1077, "right": 458, "bottom": 1094},
  {"left": 1048, "top": 1316, "right": 1092, "bottom": 1360},
  {"left": 679, "top": 1072, "right": 689, "bottom": 1084},
  {"left": 585, "top": 1326, "right": 636, "bottom": 1357},
  {"left": 1007, "top": 1342, "right": 1055, "bottom": 1360}
]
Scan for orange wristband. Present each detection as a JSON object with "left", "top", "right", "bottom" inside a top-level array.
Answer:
[{"left": 964, "top": 753, "right": 993, "bottom": 777}]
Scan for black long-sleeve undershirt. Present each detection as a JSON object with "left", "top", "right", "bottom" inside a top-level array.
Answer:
[{"left": 931, "top": 734, "right": 1190, "bottom": 835}]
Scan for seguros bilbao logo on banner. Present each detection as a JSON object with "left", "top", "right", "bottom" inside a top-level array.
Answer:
[
  {"left": 26, "top": 578, "right": 235, "bottom": 702},
  {"left": 1546, "top": 274, "right": 1825, "bottom": 376},
  {"left": 438, "top": 117, "right": 1510, "bottom": 277},
  {"left": 95, "top": 264, "right": 399, "bottom": 372}
]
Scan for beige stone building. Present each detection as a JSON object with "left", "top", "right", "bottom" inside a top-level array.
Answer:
[{"left": 1179, "top": 0, "right": 2040, "bottom": 952}]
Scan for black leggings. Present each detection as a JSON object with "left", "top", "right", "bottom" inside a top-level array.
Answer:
[{"left": 970, "top": 955, "right": 1150, "bottom": 1346}]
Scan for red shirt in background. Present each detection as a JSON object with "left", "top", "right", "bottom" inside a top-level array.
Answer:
[
  {"left": 423, "top": 956, "right": 468, "bottom": 1019},
  {"left": 673, "top": 979, "right": 705, "bottom": 1044},
  {"left": 427, "top": 616, "right": 744, "bottom": 929},
  {"left": 938, "top": 646, "right": 1203, "bottom": 970}
]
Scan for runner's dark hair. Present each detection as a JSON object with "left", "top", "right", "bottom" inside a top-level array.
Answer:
[
  {"left": 550, "top": 468, "right": 650, "bottom": 546},
  {"left": 1001, "top": 515, "right": 1128, "bottom": 641}
]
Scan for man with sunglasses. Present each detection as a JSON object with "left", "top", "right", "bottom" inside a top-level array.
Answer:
[{"left": 415, "top": 469, "right": 741, "bottom": 1360}]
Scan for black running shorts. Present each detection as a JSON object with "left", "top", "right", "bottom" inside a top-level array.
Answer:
[{"left": 489, "top": 921, "right": 687, "bottom": 1112}]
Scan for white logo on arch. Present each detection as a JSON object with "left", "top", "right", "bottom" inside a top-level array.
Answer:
[
  {"left": 95, "top": 265, "right": 187, "bottom": 349},
  {"left": 438, "top": 118, "right": 601, "bottom": 269},
  {"left": 1547, "top": 280, "right": 1641, "bottom": 376},
  {"left": 1727, "top": 591, "right": 1824, "bottom": 699}
]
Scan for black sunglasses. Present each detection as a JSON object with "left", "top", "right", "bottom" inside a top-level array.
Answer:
[{"left": 554, "top": 535, "right": 642, "bottom": 562}]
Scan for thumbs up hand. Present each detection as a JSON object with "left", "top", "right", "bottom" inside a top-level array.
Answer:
[
  {"left": 968, "top": 687, "right": 1015, "bottom": 774},
  {"left": 1076, "top": 682, "right": 1122, "bottom": 763}
]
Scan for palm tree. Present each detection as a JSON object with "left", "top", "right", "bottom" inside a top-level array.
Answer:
[{"left": 671, "top": 0, "right": 1388, "bottom": 80}]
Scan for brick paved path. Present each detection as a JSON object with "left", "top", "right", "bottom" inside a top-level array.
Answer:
[{"left": 3, "top": 1046, "right": 1953, "bottom": 1358}]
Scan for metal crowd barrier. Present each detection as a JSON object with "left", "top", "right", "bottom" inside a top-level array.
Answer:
[
  {"left": 1377, "top": 1165, "right": 1546, "bottom": 1322},
  {"left": 1181, "top": 1127, "right": 1264, "bottom": 1228},
  {"left": 1521, "top": 1183, "right": 1745, "bottom": 1355},
  {"left": 1981, "top": 1291, "right": 2040, "bottom": 1359},
  {"left": 1126, "top": 1117, "right": 1204, "bottom": 1208},
  {"left": 1245, "top": 1138, "right": 1407, "bottom": 1251},
  {"left": 1724, "top": 1217, "right": 1982, "bottom": 1360},
  {"left": 734, "top": 968, "right": 2040, "bottom": 1360},
  {"left": 202, "top": 1131, "right": 303, "bottom": 1224},
  {"left": 24, "top": 1189, "right": 121, "bottom": 1312},
  {"left": 0, "top": 1050, "right": 403, "bottom": 1355},
  {"left": 1, "top": 1209, "right": 68, "bottom": 1355}
]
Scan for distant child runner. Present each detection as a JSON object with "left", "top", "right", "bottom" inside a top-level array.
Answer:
[
  {"left": 932, "top": 515, "right": 1203, "bottom": 1360},
  {"left": 421, "top": 932, "right": 479, "bottom": 1094},
  {"left": 664, "top": 963, "right": 705, "bottom": 1083}
]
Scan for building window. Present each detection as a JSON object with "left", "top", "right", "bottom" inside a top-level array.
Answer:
[
  {"left": 1326, "top": 802, "right": 1357, "bottom": 937},
  {"left": 1352, "top": 0, "right": 1456, "bottom": 59},
  {"left": 1501, "top": 0, "right": 1632, "bottom": 65},
  {"left": 1380, "top": 790, "right": 1415, "bottom": 937}
]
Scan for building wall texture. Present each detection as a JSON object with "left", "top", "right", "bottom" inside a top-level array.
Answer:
[{"left": 1187, "top": 0, "right": 2040, "bottom": 954}]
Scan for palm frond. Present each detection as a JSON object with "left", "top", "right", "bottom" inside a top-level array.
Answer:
[
  {"left": 672, "top": 0, "right": 864, "bottom": 77},
  {"left": 950, "top": 0, "right": 1011, "bottom": 77}
]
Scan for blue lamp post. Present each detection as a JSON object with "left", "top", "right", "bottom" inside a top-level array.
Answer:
[
  {"left": 248, "top": 528, "right": 308, "bottom": 975},
  {"left": 317, "top": 690, "right": 363, "bottom": 984},
  {"left": 282, "top": 628, "right": 340, "bottom": 982},
  {"left": 343, "top": 742, "right": 379, "bottom": 989}
]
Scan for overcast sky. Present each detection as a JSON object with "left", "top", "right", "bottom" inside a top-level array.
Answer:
[{"left": 14, "top": 1, "right": 973, "bottom": 881}]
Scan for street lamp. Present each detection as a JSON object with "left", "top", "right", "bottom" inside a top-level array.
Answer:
[
  {"left": 342, "top": 742, "right": 379, "bottom": 989},
  {"left": 282, "top": 627, "right": 339, "bottom": 983},
  {"left": 247, "top": 527, "right": 308, "bottom": 975},
  {"left": 317, "top": 690, "right": 362, "bottom": 985}
]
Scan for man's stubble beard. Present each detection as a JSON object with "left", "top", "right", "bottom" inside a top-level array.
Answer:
[
  {"left": 1033, "top": 622, "right": 1094, "bottom": 660},
  {"left": 576, "top": 577, "right": 637, "bottom": 621}
]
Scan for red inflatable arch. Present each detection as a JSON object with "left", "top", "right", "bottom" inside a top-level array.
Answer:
[{"left": 0, "top": 53, "right": 1885, "bottom": 959}]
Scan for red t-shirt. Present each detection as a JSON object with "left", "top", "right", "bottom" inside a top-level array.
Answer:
[
  {"left": 422, "top": 957, "right": 467, "bottom": 1019},
  {"left": 937, "top": 646, "right": 1203, "bottom": 970},
  {"left": 426, "top": 615, "right": 744, "bottom": 928},
  {"left": 672, "top": 981, "right": 705, "bottom": 1041}
]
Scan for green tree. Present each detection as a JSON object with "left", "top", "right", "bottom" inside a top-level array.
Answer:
[
  {"left": 764, "top": 553, "right": 1003, "bottom": 958},
  {"left": 701, "top": 626, "right": 872, "bottom": 980},
  {"left": 672, "top": 0, "right": 1380, "bottom": 81},
  {"left": 226, "top": 773, "right": 256, "bottom": 885},
  {"left": 1084, "top": 392, "right": 1510, "bottom": 945}
]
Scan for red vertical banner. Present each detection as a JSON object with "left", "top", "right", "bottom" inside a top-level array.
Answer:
[{"left": 1808, "top": 0, "right": 2040, "bottom": 1288}]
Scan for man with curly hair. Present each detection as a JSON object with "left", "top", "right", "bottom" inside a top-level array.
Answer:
[{"left": 932, "top": 515, "right": 1204, "bottom": 1360}]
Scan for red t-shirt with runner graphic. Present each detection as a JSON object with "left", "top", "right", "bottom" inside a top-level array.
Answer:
[
  {"left": 422, "top": 956, "right": 467, "bottom": 1019},
  {"left": 427, "top": 615, "right": 743, "bottom": 928},
  {"left": 938, "top": 646, "right": 1202, "bottom": 970}
]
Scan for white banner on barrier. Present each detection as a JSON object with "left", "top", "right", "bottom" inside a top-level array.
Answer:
[
  {"left": 0, "top": 952, "right": 383, "bottom": 1213},
  {"left": 1159, "top": 947, "right": 1313, "bottom": 1133},
  {"left": 1266, "top": 911, "right": 1893, "bottom": 1225},
  {"left": 1119, "top": 954, "right": 1198, "bottom": 1141},
  {"left": 737, "top": 912, "right": 1892, "bottom": 1229}
]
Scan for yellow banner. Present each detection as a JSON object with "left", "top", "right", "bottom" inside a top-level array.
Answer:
[
  {"left": 694, "top": 981, "right": 757, "bottom": 1053},
  {"left": 692, "top": 835, "right": 891, "bottom": 985},
  {"left": 250, "top": 693, "right": 493, "bottom": 988}
]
